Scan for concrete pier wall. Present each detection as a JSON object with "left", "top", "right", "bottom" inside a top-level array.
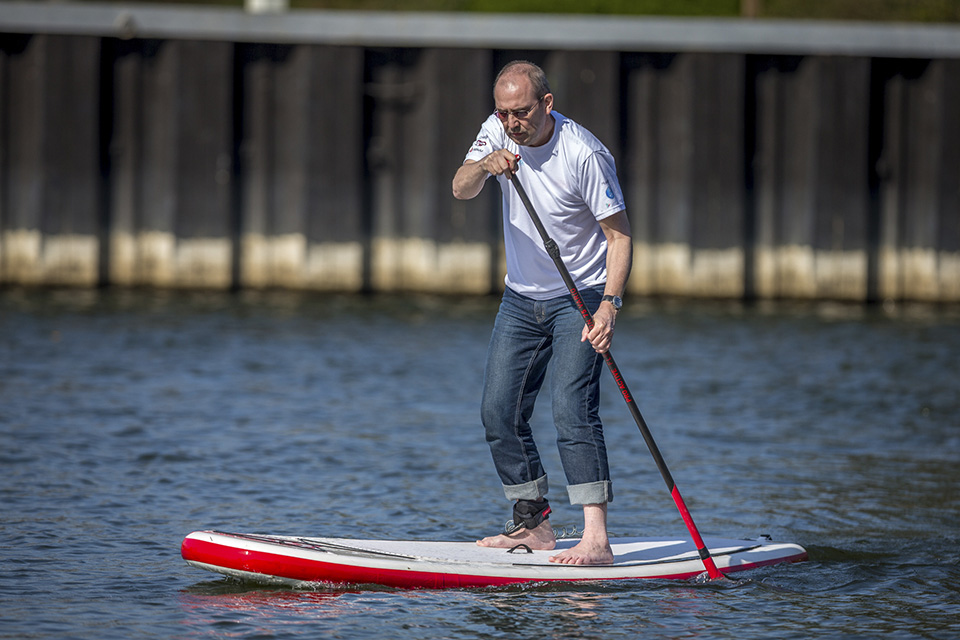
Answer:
[{"left": 1, "top": 4, "right": 958, "bottom": 300}]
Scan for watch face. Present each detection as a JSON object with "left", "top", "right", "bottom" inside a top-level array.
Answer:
[{"left": 604, "top": 295, "right": 622, "bottom": 310}]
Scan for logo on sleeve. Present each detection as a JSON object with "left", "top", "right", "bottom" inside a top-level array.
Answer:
[{"left": 468, "top": 139, "right": 488, "bottom": 154}]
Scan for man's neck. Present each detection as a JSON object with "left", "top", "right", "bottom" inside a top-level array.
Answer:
[{"left": 528, "top": 114, "right": 556, "bottom": 148}]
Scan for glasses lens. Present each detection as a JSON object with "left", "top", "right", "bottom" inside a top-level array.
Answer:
[{"left": 495, "top": 98, "right": 540, "bottom": 122}]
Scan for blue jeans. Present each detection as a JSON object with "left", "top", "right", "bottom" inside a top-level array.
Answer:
[{"left": 481, "top": 286, "right": 613, "bottom": 505}]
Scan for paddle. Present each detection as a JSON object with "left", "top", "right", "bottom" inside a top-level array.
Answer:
[{"left": 507, "top": 164, "right": 726, "bottom": 581}]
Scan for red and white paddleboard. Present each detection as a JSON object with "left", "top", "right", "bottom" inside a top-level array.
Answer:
[{"left": 181, "top": 530, "right": 807, "bottom": 589}]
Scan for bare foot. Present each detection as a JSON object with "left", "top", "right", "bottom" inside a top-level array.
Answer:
[
  {"left": 548, "top": 503, "right": 614, "bottom": 565},
  {"left": 549, "top": 537, "right": 614, "bottom": 565},
  {"left": 476, "top": 520, "right": 556, "bottom": 550}
]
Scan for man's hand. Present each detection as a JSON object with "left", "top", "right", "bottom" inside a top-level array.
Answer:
[
  {"left": 479, "top": 149, "right": 519, "bottom": 178},
  {"left": 582, "top": 302, "right": 617, "bottom": 353},
  {"left": 452, "top": 150, "right": 519, "bottom": 200}
]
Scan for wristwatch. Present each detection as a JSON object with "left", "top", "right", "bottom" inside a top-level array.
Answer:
[{"left": 601, "top": 295, "right": 623, "bottom": 311}]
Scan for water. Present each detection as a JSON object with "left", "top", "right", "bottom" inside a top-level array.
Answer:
[{"left": 2, "top": 289, "right": 958, "bottom": 639}]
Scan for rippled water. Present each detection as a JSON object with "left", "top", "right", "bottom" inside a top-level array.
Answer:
[{"left": 2, "top": 290, "right": 958, "bottom": 639}]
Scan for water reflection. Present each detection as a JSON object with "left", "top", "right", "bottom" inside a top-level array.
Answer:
[{"left": 178, "top": 584, "right": 369, "bottom": 637}]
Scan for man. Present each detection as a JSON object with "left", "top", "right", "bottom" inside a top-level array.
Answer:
[{"left": 452, "top": 60, "right": 632, "bottom": 565}]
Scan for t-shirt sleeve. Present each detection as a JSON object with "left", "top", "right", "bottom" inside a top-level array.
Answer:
[
  {"left": 463, "top": 115, "right": 503, "bottom": 165},
  {"left": 579, "top": 150, "right": 626, "bottom": 221}
]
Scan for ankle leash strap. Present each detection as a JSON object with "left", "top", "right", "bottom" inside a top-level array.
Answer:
[{"left": 512, "top": 498, "right": 551, "bottom": 530}]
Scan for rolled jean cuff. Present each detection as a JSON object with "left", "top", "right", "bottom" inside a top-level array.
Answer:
[
  {"left": 502, "top": 475, "right": 549, "bottom": 501},
  {"left": 567, "top": 480, "right": 613, "bottom": 505}
]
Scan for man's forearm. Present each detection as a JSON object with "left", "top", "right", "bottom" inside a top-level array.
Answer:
[
  {"left": 452, "top": 160, "right": 489, "bottom": 200},
  {"left": 600, "top": 211, "right": 633, "bottom": 300}
]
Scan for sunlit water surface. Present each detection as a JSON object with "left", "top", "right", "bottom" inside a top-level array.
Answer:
[{"left": 2, "top": 290, "right": 958, "bottom": 639}]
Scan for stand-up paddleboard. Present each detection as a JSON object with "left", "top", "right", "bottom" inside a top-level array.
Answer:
[{"left": 181, "top": 530, "right": 807, "bottom": 589}]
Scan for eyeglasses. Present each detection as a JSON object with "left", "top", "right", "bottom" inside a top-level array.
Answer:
[{"left": 494, "top": 96, "right": 544, "bottom": 122}]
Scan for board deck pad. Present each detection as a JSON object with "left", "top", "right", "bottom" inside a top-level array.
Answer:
[{"left": 181, "top": 530, "right": 807, "bottom": 589}]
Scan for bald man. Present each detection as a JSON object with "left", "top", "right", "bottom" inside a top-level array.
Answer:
[{"left": 453, "top": 60, "right": 632, "bottom": 565}]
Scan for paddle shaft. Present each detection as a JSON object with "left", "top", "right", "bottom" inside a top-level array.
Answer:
[{"left": 508, "top": 168, "right": 724, "bottom": 580}]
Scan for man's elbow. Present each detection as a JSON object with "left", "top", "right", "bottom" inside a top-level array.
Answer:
[{"left": 452, "top": 180, "right": 478, "bottom": 201}]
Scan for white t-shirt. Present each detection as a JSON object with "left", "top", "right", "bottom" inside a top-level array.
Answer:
[{"left": 464, "top": 111, "right": 626, "bottom": 300}]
